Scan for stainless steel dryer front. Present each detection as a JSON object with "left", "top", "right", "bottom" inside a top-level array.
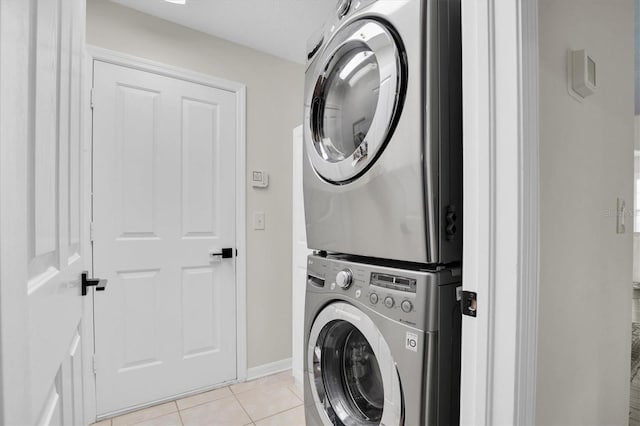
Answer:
[
  {"left": 303, "top": 254, "right": 462, "bottom": 425},
  {"left": 303, "top": 0, "right": 462, "bottom": 265}
]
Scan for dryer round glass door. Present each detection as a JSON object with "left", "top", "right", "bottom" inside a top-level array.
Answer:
[
  {"left": 307, "top": 302, "right": 403, "bottom": 426},
  {"left": 307, "top": 19, "right": 406, "bottom": 184}
]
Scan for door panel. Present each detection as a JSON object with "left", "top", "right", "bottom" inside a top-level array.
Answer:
[
  {"left": 181, "top": 99, "right": 219, "bottom": 237},
  {"left": 181, "top": 267, "right": 221, "bottom": 357},
  {"left": 36, "top": 329, "right": 84, "bottom": 426},
  {"left": 32, "top": 0, "right": 59, "bottom": 260},
  {"left": 93, "top": 60, "right": 237, "bottom": 414}
]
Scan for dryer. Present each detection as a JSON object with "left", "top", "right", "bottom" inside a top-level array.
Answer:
[
  {"left": 303, "top": 254, "right": 462, "bottom": 425},
  {"left": 303, "top": 0, "right": 462, "bottom": 265}
]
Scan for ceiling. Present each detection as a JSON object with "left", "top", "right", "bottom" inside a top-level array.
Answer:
[{"left": 111, "top": 0, "right": 336, "bottom": 64}]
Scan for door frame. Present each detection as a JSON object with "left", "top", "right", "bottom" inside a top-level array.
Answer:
[
  {"left": 459, "top": 0, "right": 539, "bottom": 425},
  {"left": 84, "top": 46, "right": 248, "bottom": 420}
]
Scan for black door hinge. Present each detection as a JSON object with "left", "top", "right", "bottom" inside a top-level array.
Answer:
[{"left": 461, "top": 291, "right": 477, "bottom": 317}]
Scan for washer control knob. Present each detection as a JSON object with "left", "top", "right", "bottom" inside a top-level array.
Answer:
[
  {"left": 369, "top": 293, "right": 379, "bottom": 304},
  {"left": 401, "top": 300, "right": 413, "bottom": 313},
  {"left": 384, "top": 296, "right": 395, "bottom": 309},
  {"left": 336, "top": 269, "right": 353, "bottom": 289},
  {"left": 336, "top": 0, "right": 352, "bottom": 17}
]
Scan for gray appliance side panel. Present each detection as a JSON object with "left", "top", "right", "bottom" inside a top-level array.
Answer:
[
  {"left": 435, "top": 280, "right": 462, "bottom": 426},
  {"left": 425, "top": 0, "right": 463, "bottom": 265},
  {"left": 303, "top": 151, "right": 429, "bottom": 263}
]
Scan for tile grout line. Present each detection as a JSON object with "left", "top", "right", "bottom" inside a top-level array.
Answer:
[
  {"left": 232, "top": 390, "right": 256, "bottom": 423},
  {"left": 230, "top": 379, "right": 296, "bottom": 397},
  {"left": 123, "top": 401, "right": 179, "bottom": 426},
  {"left": 176, "top": 404, "right": 185, "bottom": 426},
  {"left": 250, "top": 404, "right": 305, "bottom": 424},
  {"left": 285, "top": 385, "right": 304, "bottom": 404},
  {"left": 176, "top": 386, "right": 235, "bottom": 412},
  {"left": 244, "top": 387, "right": 304, "bottom": 424}
]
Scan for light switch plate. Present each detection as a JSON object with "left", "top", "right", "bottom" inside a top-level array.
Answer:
[
  {"left": 253, "top": 211, "right": 265, "bottom": 230},
  {"left": 567, "top": 49, "right": 597, "bottom": 102}
]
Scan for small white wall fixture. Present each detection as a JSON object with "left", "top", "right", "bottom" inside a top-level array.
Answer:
[
  {"left": 460, "top": 0, "right": 539, "bottom": 424},
  {"left": 569, "top": 49, "right": 597, "bottom": 99}
]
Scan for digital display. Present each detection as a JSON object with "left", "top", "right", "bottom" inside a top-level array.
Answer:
[{"left": 370, "top": 273, "right": 416, "bottom": 293}]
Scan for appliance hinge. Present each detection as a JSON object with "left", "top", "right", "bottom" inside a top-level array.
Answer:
[
  {"left": 460, "top": 290, "right": 477, "bottom": 317},
  {"left": 89, "top": 221, "right": 95, "bottom": 242},
  {"left": 90, "top": 88, "right": 96, "bottom": 109},
  {"left": 92, "top": 354, "right": 97, "bottom": 375}
]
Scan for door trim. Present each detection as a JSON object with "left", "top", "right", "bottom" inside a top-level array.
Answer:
[
  {"left": 459, "top": 1, "right": 539, "bottom": 425},
  {"left": 84, "top": 46, "right": 247, "bottom": 419}
]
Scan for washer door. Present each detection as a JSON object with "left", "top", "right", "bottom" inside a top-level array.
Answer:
[
  {"left": 307, "top": 302, "right": 403, "bottom": 426},
  {"left": 306, "top": 19, "right": 406, "bottom": 184}
]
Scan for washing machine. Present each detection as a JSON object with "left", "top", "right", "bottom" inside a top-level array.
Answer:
[
  {"left": 303, "top": 0, "right": 462, "bottom": 265},
  {"left": 303, "top": 253, "right": 461, "bottom": 425}
]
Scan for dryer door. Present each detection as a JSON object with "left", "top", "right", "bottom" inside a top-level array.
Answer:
[
  {"left": 306, "top": 19, "right": 406, "bottom": 184},
  {"left": 307, "top": 302, "right": 403, "bottom": 426}
]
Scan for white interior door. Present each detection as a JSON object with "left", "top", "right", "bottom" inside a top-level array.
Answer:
[
  {"left": 0, "top": 0, "right": 89, "bottom": 424},
  {"left": 92, "top": 60, "right": 238, "bottom": 415}
]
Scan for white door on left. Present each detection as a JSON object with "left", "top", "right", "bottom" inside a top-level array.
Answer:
[{"left": 0, "top": 0, "right": 90, "bottom": 424}]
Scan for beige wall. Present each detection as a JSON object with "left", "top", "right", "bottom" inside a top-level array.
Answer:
[
  {"left": 86, "top": 0, "right": 304, "bottom": 369},
  {"left": 538, "top": 0, "right": 634, "bottom": 423}
]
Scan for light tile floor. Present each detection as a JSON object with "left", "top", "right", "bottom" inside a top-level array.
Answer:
[{"left": 92, "top": 370, "right": 306, "bottom": 426}]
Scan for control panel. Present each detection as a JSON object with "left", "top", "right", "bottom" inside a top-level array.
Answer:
[{"left": 305, "top": 254, "right": 457, "bottom": 330}]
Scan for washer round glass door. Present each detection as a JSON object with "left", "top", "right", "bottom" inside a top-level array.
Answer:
[
  {"left": 307, "top": 302, "right": 403, "bottom": 426},
  {"left": 306, "top": 19, "right": 406, "bottom": 184}
]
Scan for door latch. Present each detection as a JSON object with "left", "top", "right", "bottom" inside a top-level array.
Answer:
[
  {"left": 81, "top": 271, "right": 108, "bottom": 296},
  {"left": 461, "top": 291, "right": 477, "bottom": 317}
]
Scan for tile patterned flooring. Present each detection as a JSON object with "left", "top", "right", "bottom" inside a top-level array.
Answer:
[{"left": 92, "top": 370, "right": 305, "bottom": 426}]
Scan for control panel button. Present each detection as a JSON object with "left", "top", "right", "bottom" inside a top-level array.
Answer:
[
  {"left": 336, "top": 269, "right": 353, "bottom": 289},
  {"left": 355, "top": 289, "right": 362, "bottom": 298},
  {"left": 384, "top": 296, "right": 395, "bottom": 309},
  {"left": 401, "top": 300, "right": 413, "bottom": 313},
  {"left": 369, "top": 293, "right": 379, "bottom": 304}
]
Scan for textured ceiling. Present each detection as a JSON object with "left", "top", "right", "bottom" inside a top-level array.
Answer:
[{"left": 111, "top": 0, "right": 336, "bottom": 64}]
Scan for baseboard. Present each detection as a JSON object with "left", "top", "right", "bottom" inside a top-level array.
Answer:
[{"left": 246, "top": 358, "right": 292, "bottom": 381}]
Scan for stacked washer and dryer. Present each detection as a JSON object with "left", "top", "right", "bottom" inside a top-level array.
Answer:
[{"left": 302, "top": 0, "right": 462, "bottom": 425}]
